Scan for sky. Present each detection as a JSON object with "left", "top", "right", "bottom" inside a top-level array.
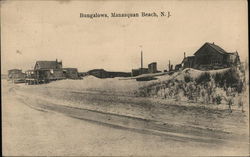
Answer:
[{"left": 1, "top": 0, "right": 248, "bottom": 73}]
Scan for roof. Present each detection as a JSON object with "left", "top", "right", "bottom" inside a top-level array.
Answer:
[
  {"left": 8, "top": 69, "right": 21, "bottom": 72},
  {"left": 227, "top": 52, "right": 239, "bottom": 56},
  {"left": 194, "top": 42, "right": 228, "bottom": 56},
  {"left": 63, "top": 68, "right": 78, "bottom": 70},
  {"left": 207, "top": 42, "right": 228, "bottom": 54},
  {"left": 148, "top": 62, "right": 157, "bottom": 65},
  {"left": 35, "top": 61, "right": 61, "bottom": 69}
]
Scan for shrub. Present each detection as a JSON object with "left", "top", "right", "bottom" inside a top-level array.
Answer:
[
  {"left": 214, "top": 73, "right": 224, "bottom": 87},
  {"left": 195, "top": 72, "right": 211, "bottom": 84},
  {"left": 184, "top": 75, "right": 192, "bottom": 83},
  {"left": 213, "top": 68, "right": 242, "bottom": 91},
  {"left": 223, "top": 68, "right": 239, "bottom": 88},
  {"left": 215, "top": 95, "right": 222, "bottom": 104}
]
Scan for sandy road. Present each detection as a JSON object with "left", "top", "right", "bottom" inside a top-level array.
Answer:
[
  {"left": 2, "top": 80, "right": 249, "bottom": 156},
  {"left": 16, "top": 92, "right": 240, "bottom": 144}
]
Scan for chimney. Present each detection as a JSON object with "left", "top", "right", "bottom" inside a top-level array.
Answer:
[
  {"left": 141, "top": 51, "right": 143, "bottom": 69},
  {"left": 212, "top": 42, "right": 214, "bottom": 45},
  {"left": 184, "top": 52, "right": 186, "bottom": 58},
  {"left": 56, "top": 58, "right": 58, "bottom": 63},
  {"left": 168, "top": 60, "right": 171, "bottom": 71}
]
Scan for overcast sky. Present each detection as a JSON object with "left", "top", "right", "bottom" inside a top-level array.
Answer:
[{"left": 1, "top": 0, "right": 248, "bottom": 73}]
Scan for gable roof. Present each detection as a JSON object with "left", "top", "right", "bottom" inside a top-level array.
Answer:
[
  {"left": 194, "top": 42, "right": 228, "bottom": 55},
  {"left": 35, "top": 61, "right": 60, "bottom": 69}
]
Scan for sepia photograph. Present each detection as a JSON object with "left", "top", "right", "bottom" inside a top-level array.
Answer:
[{"left": 1, "top": 0, "right": 249, "bottom": 156}]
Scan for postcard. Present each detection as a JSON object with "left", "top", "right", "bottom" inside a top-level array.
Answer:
[{"left": 1, "top": 0, "right": 249, "bottom": 156}]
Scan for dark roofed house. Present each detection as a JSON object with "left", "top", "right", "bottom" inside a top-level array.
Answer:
[
  {"left": 194, "top": 42, "right": 240, "bottom": 70},
  {"left": 182, "top": 42, "right": 240, "bottom": 70},
  {"left": 33, "top": 59, "right": 65, "bottom": 82}
]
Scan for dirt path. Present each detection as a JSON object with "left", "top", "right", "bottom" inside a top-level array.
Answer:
[{"left": 2, "top": 80, "right": 249, "bottom": 156}]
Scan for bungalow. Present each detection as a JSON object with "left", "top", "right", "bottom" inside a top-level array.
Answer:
[
  {"left": 182, "top": 42, "right": 240, "bottom": 70},
  {"left": 8, "top": 69, "right": 26, "bottom": 83},
  {"left": 33, "top": 59, "right": 65, "bottom": 82}
]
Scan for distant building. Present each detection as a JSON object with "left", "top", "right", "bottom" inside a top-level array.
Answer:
[
  {"left": 175, "top": 64, "right": 182, "bottom": 71},
  {"left": 182, "top": 42, "right": 241, "bottom": 70},
  {"left": 132, "top": 68, "right": 148, "bottom": 77},
  {"left": 148, "top": 62, "right": 157, "bottom": 73},
  {"left": 182, "top": 56, "right": 195, "bottom": 69},
  {"left": 8, "top": 69, "right": 22, "bottom": 79},
  {"left": 132, "top": 62, "right": 160, "bottom": 76},
  {"left": 33, "top": 59, "right": 65, "bottom": 82},
  {"left": 8, "top": 69, "right": 26, "bottom": 83},
  {"left": 63, "top": 68, "right": 79, "bottom": 79},
  {"left": 131, "top": 69, "right": 140, "bottom": 77}
]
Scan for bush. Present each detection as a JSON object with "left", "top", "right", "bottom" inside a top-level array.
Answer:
[
  {"left": 215, "top": 95, "right": 222, "bottom": 104},
  {"left": 212, "top": 68, "right": 243, "bottom": 93},
  {"left": 184, "top": 75, "right": 192, "bottom": 83},
  {"left": 195, "top": 72, "right": 211, "bottom": 84},
  {"left": 223, "top": 69, "right": 239, "bottom": 88},
  {"left": 214, "top": 73, "right": 224, "bottom": 87}
]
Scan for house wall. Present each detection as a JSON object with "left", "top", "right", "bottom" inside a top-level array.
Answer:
[
  {"left": 132, "top": 69, "right": 140, "bottom": 77},
  {"left": 148, "top": 63, "right": 157, "bottom": 73},
  {"left": 8, "top": 69, "right": 22, "bottom": 79},
  {"left": 63, "top": 68, "right": 79, "bottom": 79},
  {"left": 49, "top": 69, "right": 65, "bottom": 79},
  {"left": 8, "top": 69, "right": 26, "bottom": 82},
  {"left": 226, "top": 54, "right": 240, "bottom": 65},
  {"left": 194, "top": 53, "right": 224, "bottom": 66},
  {"left": 35, "top": 69, "right": 65, "bottom": 81}
]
